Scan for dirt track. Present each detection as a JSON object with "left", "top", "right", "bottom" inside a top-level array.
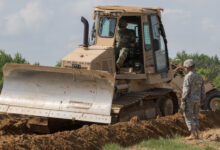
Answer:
[{"left": 0, "top": 111, "right": 220, "bottom": 150}]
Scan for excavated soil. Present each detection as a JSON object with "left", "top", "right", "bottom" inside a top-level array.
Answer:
[
  {"left": 0, "top": 111, "right": 220, "bottom": 150},
  {"left": 201, "top": 128, "right": 220, "bottom": 141}
]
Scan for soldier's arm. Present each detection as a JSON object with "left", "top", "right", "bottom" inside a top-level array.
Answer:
[
  {"left": 181, "top": 75, "right": 191, "bottom": 102},
  {"left": 115, "top": 32, "right": 120, "bottom": 48},
  {"left": 201, "top": 80, "right": 206, "bottom": 104},
  {"left": 131, "top": 30, "right": 136, "bottom": 43},
  {"left": 129, "top": 30, "right": 136, "bottom": 47}
]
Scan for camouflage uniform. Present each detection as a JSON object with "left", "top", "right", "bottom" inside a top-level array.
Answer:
[
  {"left": 115, "top": 29, "right": 136, "bottom": 67},
  {"left": 182, "top": 71, "right": 206, "bottom": 131}
]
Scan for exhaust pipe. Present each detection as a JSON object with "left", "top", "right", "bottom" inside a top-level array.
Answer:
[{"left": 81, "top": 16, "right": 89, "bottom": 48}]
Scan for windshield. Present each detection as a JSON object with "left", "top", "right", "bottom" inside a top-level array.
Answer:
[{"left": 98, "top": 17, "right": 117, "bottom": 38}]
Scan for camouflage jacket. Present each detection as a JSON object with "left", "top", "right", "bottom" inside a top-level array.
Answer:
[
  {"left": 182, "top": 71, "right": 206, "bottom": 103},
  {"left": 115, "top": 29, "right": 136, "bottom": 48}
]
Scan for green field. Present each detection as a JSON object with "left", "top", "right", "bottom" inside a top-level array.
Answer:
[{"left": 103, "top": 137, "right": 217, "bottom": 150}]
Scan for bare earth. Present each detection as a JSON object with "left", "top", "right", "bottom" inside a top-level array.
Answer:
[
  {"left": 0, "top": 111, "right": 219, "bottom": 150},
  {"left": 183, "top": 128, "right": 220, "bottom": 149}
]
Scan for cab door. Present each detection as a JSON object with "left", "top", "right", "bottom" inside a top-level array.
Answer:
[{"left": 149, "top": 14, "right": 169, "bottom": 73}]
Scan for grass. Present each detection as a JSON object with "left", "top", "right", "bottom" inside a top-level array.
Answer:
[
  {"left": 103, "top": 137, "right": 217, "bottom": 150},
  {"left": 138, "top": 138, "right": 215, "bottom": 150},
  {"left": 103, "top": 143, "right": 123, "bottom": 150}
]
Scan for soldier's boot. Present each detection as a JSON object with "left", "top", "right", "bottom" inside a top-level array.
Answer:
[
  {"left": 116, "top": 48, "right": 128, "bottom": 68},
  {"left": 116, "top": 63, "right": 121, "bottom": 73},
  {"left": 116, "top": 63, "right": 120, "bottom": 69},
  {"left": 184, "top": 131, "right": 196, "bottom": 140}
]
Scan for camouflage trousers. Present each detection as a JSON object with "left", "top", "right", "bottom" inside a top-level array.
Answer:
[
  {"left": 183, "top": 101, "right": 200, "bottom": 131},
  {"left": 115, "top": 47, "right": 130, "bottom": 67}
]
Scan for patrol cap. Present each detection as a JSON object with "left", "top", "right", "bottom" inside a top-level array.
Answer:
[
  {"left": 119, "top": 19, "right": 127, "bottom": 28},
  {"left": 183, "top": 59, "right": 195, "bottom": 68}
]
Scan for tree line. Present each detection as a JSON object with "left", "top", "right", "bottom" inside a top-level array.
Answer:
[
  {"left": 0, "top": 50, "right": 219, "bottom": 92},
  {"left": 0, "top": 50, "right": 29, "bottom": 92},
  {"left": 172, "top": 50, "right": 220, "bottom": 89}
]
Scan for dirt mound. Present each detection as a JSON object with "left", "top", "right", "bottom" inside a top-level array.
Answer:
[
  {"left": 0, "top": 114, "right": 31, "bottom": 135},
  {"left": 0, "top": 111, "right": 220, "bottom": 150},
  {"left": 201, "top": 128, "right": 220, "bottom": 141}
]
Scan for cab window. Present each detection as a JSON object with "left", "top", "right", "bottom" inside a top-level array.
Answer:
[
  {"left": 150, "top": 15, "right": 168, "bottom": 72},
  {"left": 143, "top": 22, "right": 151, "bottom": 50},
  {"left": 98, "top": 17, "right": 117, "bottom": 38}
]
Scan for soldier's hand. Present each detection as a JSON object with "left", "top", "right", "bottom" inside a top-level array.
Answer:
[
  {"left": 200, "top": 101, "right": 204, "bottom": 107},
  {"left": 130, "top": 43, "right": 135, "bottom": 47},
  {"left": 180, "top": 102, "right": 186, "bottom": 113}
]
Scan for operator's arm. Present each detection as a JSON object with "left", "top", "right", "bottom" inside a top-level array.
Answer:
[
  {"left": 115, "top": 32, "right": 120, "bottom": 48},
  {"left": 181, "top": 74, "right": 191, "bottom": 103},
  {"left": 131, "top": 30, "right": 136, "bottom": 43},
  {"left": 129, "top": 30, "right": 136, "bottom": 47}
]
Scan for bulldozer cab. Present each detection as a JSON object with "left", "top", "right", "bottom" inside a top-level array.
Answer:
[
  {"left": 115, "top": 16, "right": 144, "bottom": 73},
  {"left": 93, "top": 6, "right": 170, "bottom": 80}
]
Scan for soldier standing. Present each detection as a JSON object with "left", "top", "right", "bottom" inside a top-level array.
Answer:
[
  {"left": 181, "top": 59, "right": 206, "bottom": 140},
  {"left": 115, "top": 20, "right": 136, "bottom": 69}
]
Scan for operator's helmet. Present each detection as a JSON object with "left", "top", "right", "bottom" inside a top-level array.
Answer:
[
  {"left": 119, "top": 19, "right": 127, "bottom": 28},
  {"left": 183, "top": 59, "right": 195, "bottom": 68}
]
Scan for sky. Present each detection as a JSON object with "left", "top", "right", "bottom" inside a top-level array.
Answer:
[{"left": 0, "top": 0, "right": 219, "bottom": 66}]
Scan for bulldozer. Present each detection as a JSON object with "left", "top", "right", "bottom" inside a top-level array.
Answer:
[{"left": 0, "top": 6, "right": 219, "bottom": 132}]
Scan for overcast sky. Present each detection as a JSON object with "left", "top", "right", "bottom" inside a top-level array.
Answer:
[{"left": 0, "top": 0, "right": 219, "bottom": 66}]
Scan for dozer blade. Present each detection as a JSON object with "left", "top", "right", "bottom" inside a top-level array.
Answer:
[{"left": 0, "top": 64, "right": 115, "bottom": 124}]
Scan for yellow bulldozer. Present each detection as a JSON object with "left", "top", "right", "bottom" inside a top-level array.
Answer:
[{"left": 0, "top": 6, "right": 219, "bottom": 131}]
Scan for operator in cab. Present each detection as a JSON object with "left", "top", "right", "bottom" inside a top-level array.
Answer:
[{"left": 115, "top": 19, "right": 136, "bottom": 70}]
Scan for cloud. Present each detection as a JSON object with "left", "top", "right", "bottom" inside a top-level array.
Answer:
[
  {"left": 162, "top": 9, "right": 191, "bottom": 25},
  {"left": 201, "top": 18, "right": 216, "bottom": 31},
  {"left": 67, "top": 0, "right": 102, "bottom": 15},
  {"left": 178, "top": 0, "right": 217, "bottom": 4},
  {"left": 5, "top": 14, "right": 23, "bottom": 35},
  {"left": 66, "top": 35, "right": 81, "bottom": 50},
  {"left": 4, "top": 0, "right": 52, "bottom": 35},
  {"left": 163, "top": 8, "right": 191, "bottom": 18},
  {"left": 201, "top": 18, "right": 219, "bottom": 42},
  {"left": 66, "top": 0, "right": 119, "bottom": 17},
  {"left": 163, "top": 9, "right": 185, "bottom": 15},
  {"left": 20, "top": 1, "right": 48, "bottom": 28},
  {"left": 0, "top": 0, "right": 3, "bottom": 9}
]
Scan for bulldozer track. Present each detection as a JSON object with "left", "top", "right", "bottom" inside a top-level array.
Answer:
[
  {"left": 113, "top": 88, "right": 172, "bottom": 107},
  {"left": 112, "top": 88, "right": 174, "bottom": 122}
]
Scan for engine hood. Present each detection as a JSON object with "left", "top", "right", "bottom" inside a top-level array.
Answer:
[{"left": 62, "top": 45, "right": 115, "bottom": 73}]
